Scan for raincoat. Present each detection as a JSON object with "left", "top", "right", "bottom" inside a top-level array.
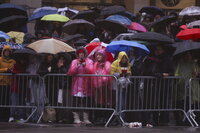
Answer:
[
  {"left": 175, "top": 59, "right": 200, "bottom": 103},
  {"left": 92, "top": 49, "right": 111, "bottom": 105},
  {"left": 67, "top": 48, "right": 93, "bottom": 97},
  {"left": 0, "top": 45, "right": 16, "bottom": 85},
  {"left": 110, "top": 52, "right": 131, "bottom": 75}
]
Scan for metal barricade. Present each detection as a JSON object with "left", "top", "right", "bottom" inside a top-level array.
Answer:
[
  {"left": 188, "top": 78, "right": 200, "bottom": 127},
  {"left": 40, "top": 74, "right": 117, "bottom": 126},
  {"left": 0, "top": 73, "right": 40, "bottom": 122},
  {"left": 117, "top": 76, "right": 194, "bottom": 126}
]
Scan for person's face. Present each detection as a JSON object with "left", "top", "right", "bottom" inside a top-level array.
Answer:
[
  {"left": 121, "top": 55, "right": 127, "bottom": 63},
  {"left": 154, "top": 46, "right": 164, "bottom": 56},
  {"left": 96, "top": 53, "right": 103, "bottom": 62},
  {"left": 47, "top": 55, "right": 53, "bottom": 62},
  {"left": 78, "top": 52, "right": 85, "bottom": 59},
  {"left": 4, "top": 50, "right": 10, "bottom": 57}
]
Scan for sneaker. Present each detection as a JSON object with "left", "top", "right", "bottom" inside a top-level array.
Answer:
[
  {"left": 8, "top": 117, "right": 14, "bottom": 122},
  {"left": 16, "top": 118, "right": 26, "bottom": 123},
  {"left": 146, "top": 123, "right": 153, "bottom": 128}
]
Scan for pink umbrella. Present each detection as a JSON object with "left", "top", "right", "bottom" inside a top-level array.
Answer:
[{"left": 128, "top": 22, "right": 147, "bottom": 32}]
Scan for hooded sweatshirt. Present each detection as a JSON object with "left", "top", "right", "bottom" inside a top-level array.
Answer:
[
  {"left": 110, "top": 51, "right": 131, "bottom": 76},
  {"left": 0, "top": 45, "right": 16, "bottom": 85}
]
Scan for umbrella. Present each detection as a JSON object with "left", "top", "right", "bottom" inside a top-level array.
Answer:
[
  {"left": 74, "top": 39, "right": 88, "bottom": 47},
  {"left": 112, "top": 33, "right": 137, "bottom": 41},
  {"left": 0, "top": 3, "right": 27, "bottom": 18},
  {"left": 63, "top": 34, "right": 84, "bottom": 42},
  {"left": 187, "top": 20, "right": 200, "bottom": 28},
  {"left": 179, "top": 6, "right": 200, "bottom": 16},
  {"left": 107, "top": 40, "right": 150, "bottom": 56},
  {"left": 57, "top": 7, "right": 79, "bottom": 17},
  {"left": 106, "top": 15, "right": 132, "bottom": 26},
  {"left": 100, "top": 5, "right": 126, "bottom": 16},
  {"left": 26, "top": 38, "right": 75, "bottom": 54},
  {"left": 117, "top": 11, "right": 136, "bottom": 21},
  {"left": 139, "top": 6, "right": 164, "bottom": 16},
  {"left": 71, "top": 10, "right": 99, "bottom": 21},
  {"left": 63, "top": 19, "right": 95, "bottom": 35},
  {"left": 130, "top": 32, "right": 174, "bottom": 44},
  {"left": 85, "top": 42, "right": 114, "bottom": 62},
  {"left": 128, "top": 22, "right": 147, "bottom": 32},
  {"left": 176, "top": 28, "right": 200, "bottom": 41},
  {"left": 41, "top": 14, "right": 70, "bottom": 22},
  {"left": 13, "top": 48, "right": 36, "bottom": 55},
  {"left": 0, "top": 31, "right": 10, "bottom": 39},
  {"left": 173, "top": 40, "right": 200, "bottom": 56},
  {"left": 7, "top": 31, "right": 25, "bottom": 44},
  {"left": 0, "top": 42, "right": 23, "bottom": 49},
  {"left": 96, "top": 19, "right": 127, "bottom": 33},
  {"left": 0, "top": 15, "right": 27, "bottom": 26},
  {"left": 150, "top": 16, "right": 177, "bottom": 28},
  {"left": 29, "top": 6, "right": 57, "bottom": 21}
]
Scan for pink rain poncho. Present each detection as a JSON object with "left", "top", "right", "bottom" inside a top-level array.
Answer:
[
  {"left": 67, "top": 48, "right": 93, "bottom": 97},
  {"left": 92, "top": 49, "right": 112, "bottom": 105}
]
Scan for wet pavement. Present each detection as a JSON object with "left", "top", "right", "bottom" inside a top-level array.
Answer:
[{"left": 0, "top": 123, "right": 200, "bottom": 133}]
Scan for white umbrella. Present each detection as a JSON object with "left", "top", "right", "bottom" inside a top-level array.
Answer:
[
  {"left": 27, "top": 38, "right": 75, "bottom": 54},
  {"left": 179, "top": 6, "right": 200, "bottom": 16}
]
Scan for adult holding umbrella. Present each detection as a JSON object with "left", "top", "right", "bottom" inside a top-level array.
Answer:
[{"left": 173, "top": 40, "right": 200, "bottom": 126}]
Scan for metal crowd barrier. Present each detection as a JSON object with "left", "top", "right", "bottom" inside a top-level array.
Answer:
[
  {"left": 117, "top": 76, "right": 194, "bottom": 126},
  {"left": 188, "top": 78, "right": 200, "bottom": 127},
  {"left": 0, "top": 73, "right": 40, "bottom": 122},
  {"left": 40, "top": 74, "right": 117, "bottom": 126}
]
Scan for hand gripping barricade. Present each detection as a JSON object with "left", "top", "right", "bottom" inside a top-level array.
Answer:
[
  {"left": 188, "top": 78, "right": 200, "bottom": 127},
  {"left": 117, "top": 76, "right": 194, "bottom": 127},
  {"left": 39, "top": 74, "right": 117, "bottom": 126},
  {"left": 0, "top": 73, "right": 40, "bottom": 122}
]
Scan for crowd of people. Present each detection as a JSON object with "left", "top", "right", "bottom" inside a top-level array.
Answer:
[{"left": 0, "top": 3, "right": 200, "bottom": 127}]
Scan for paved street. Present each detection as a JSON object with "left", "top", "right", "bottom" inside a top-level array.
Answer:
[{"left": 0, "top": 123, "right": 199, "bottom": 133}]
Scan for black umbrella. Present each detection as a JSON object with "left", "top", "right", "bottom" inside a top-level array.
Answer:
[
  {"left": 0, "top": 15, "right": 28, "bottom": 32},
  {"left": 112, "top": 33, "right": 137, "bottom": 41},
  {"left": 63, "top": 34, "right": 84, "bottom": 42},
  {"left": 71, "top": 10, "right": 99, "bottom": 22},
  {"left": 0, "top": 3, "right": 27, "bottom": 18},
  {"left": 74, "top": 39, "right": 88, "bottom": 47},
  {"left": 63, "top": 19, "right": 95, "bottom": 35},
  {"left": 173, "top": 40, "right": 200, "bottom": 56},
  {"left": 100, "top": 5, "right": 126, "bottom": 16},
  {"left": 130, "top": 32, "right": 174, "bottom": 44},
  {"left": 117, "top": 11, "right": 136, "bottom": 21},
  {"left": 96, "top": 19, "right": 127, "bottom": 33},
  {"left": 13, "top": 48, "right": 36, "bottom": 55},
  {"left": 139, "top": 6, "right": 164, "bottom": 16},
  {"left": 150, "top": 16, "right": 177, "bottom": 28}
]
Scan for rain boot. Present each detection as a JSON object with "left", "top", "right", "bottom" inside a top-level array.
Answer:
[
  {"left": 83, "top": 112, "right": 92, "bottom": 124},
  {"left": 72, "top": 112, "right": 82, "bottom": 124}
]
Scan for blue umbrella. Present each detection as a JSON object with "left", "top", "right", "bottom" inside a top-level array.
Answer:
[
  {"left": 0, "top": 42, "right": 24, "bottom": 50},
  {"left": 0, "top": 31, "right": 10, "bottom": 39},
  {"left": 107, "top": 40, "right": 150, "bottom": 56},
  {"left": 106, "top": 15, "right": 132, "bottom": 25},
  {"left": 29, "top": 8, "right": 57, "bottom": 21}
]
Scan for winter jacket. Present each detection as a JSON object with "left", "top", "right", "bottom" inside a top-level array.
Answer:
[{"left": 0, "top": 45, "right": 16, "bottom": 85}]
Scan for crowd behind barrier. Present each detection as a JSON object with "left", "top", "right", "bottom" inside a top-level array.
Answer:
[{"left": 1, "top": 73, "right": 200, "bottom": 127}]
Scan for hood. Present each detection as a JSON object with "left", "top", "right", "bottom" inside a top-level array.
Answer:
[
  {"left": 76, "top": 47, "right": 88, "bottom": 58},
  {"left": 95, "top": 48, "right": 107, "bottom": 62},
  {"left": 2, "top": 45, "right": 12, "bottom": 58},
  {"left": 117, "top": 51, "right": 129, "bottom": 62}
]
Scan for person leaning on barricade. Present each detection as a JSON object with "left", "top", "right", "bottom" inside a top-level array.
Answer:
[
  {"left": 0, "top": 45, "right": 16, "bottom": 122},
  {"left": 92, "top": 48, "right": 112, "bottom": 124},
  {"left": 67, "top": 47, "right": 93, "bottom": 125},
  {"left": 110, "top": 51, "right": 132, "bottom": 119}
]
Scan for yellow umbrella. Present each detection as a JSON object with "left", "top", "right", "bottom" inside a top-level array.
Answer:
[
  {"left": 27, "top": 38, "right": 75, "bottom": 54},
  {"left": 41, "top": 14, "right": 70, "bottom": 22},
  {"left": 7, "top": 31, "right": 24, "bottom": 44}
]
